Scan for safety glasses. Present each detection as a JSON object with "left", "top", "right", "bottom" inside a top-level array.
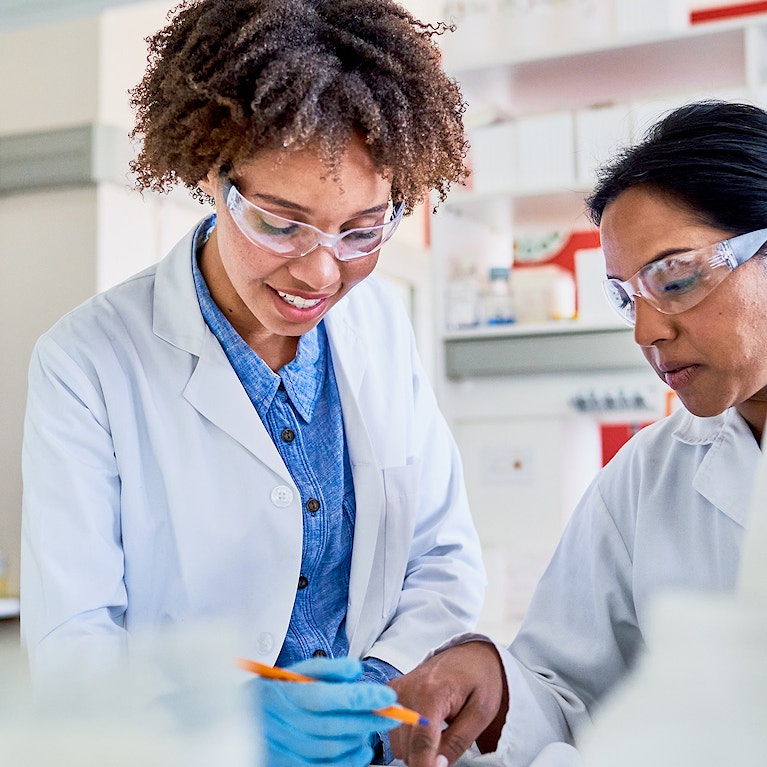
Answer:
[
  {"left": 602, "top": 227, "right": 767, "bottom": 325},
  {"left": 221, "top": 175, "right": 405, "bottom": 262}
]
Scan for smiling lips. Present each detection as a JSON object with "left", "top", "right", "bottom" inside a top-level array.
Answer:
[{"left": 276, "top": 289, "right": 323, "bottom": 309}]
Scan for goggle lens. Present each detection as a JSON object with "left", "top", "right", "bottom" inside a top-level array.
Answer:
[
  {"left": 602, "top": 278, "right": 635, "bottom": 325},
  {"left": 223, "top": 177, "right": 404, "bottom": 261},
  {"left": 602, "top": 227, "right": 767, "bottom": 326}
]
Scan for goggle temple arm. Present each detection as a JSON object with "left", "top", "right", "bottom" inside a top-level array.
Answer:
[{"left": 727, "top": 227, "right": 767, "bottom": 268}]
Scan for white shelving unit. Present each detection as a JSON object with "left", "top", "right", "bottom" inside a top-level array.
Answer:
[{"left": 432, "top": 4, "right": 767, "bottom": 384}]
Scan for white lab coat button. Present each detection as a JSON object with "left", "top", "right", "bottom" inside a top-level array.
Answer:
[
  {"left": 256, "top": 632, "right": 274, "bottom": 655},
  {"left": 270, "top": 485, "right": 294, "bottom": 507}
]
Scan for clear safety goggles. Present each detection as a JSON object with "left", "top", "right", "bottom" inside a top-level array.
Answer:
[
  {"left": 221, "top": 175, "right": 405, "bottom": 261},
  {"left": 602, "top": 226, "right": 767, "bottom": 325}
]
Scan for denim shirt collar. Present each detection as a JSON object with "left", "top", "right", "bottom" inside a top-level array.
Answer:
[{"left": 191, "top": 215, "right": 325, "bottom": 422}]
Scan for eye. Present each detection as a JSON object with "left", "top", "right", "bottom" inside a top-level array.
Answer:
[
  {"left": 253, "top": 212, "right": 298, "bottom": 237},
  {"left": 616, "top": 289, "right": 633, "bottom": 312},
  {"left": 651, "top": 257, "right": 705, "bottom": 295},
  {"left": 344, "top": 227, "right": 381, "bottom": 243},
  {"left": 605, "top": 280, "right": 632, "bottom": 309},
  {"left": 661, "top": 274, "right": 700, "bottom": 294}
]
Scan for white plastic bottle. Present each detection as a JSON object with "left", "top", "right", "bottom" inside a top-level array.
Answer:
[{"left": 445, "top": 258, "right": 480, "bottom": 330}]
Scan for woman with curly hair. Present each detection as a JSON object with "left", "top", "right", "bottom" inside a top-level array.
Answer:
[{"left": 19, "top": 1, "right": 485, "bottom": 763}]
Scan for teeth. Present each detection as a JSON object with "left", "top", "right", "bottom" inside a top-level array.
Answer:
[{"left": 277, "top": 290, "right": 322, "bottom": 309}]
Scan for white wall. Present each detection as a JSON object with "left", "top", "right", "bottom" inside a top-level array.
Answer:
[
  {"left": 0, "top": 1, "right": 202, "bottom": 596},
  {"left": 0, "top": 188, "right": 99, "bottom": 595}
]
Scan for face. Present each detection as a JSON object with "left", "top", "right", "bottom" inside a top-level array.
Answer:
[
  {"left": 600, "top": 186, "right": 767, "bottom": 439},
  {"left": 199, "top": 135, "right": 393, "bottom": 369}
]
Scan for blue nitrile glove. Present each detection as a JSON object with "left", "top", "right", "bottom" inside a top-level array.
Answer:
[{"left": 250, "top": 656, "right": 400, "bottom": 767}]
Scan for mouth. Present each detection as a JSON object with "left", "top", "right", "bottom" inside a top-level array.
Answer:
[
  {"left": 276, "top": 290, "right": 323, "bottom": 309},
  {"left": 659, "top": 360, "right": 693, "bottom": 375},
  {"left": 659, "top": 362, "right": 700, "bottom": 391}
]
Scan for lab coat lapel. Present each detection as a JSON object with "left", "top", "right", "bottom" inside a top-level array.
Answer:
[
  {"left": 690, "top": 410, "right": 761, "bottom": 528},
  {"left": 326, "top": 307, "right": 386, "bottom": 644},
  {"left": 152, "top": 224, "right": 292, "bottom": 483},
  {"left": 182, "top": 332, "right": 292, "bottom": 482}
]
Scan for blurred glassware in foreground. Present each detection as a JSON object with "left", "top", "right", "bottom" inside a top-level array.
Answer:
[{"left": 0, "top": 621, "right": 260, "bottom": 767}]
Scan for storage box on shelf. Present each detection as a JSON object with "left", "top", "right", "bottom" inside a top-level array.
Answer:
[{"left": 431, "top": 1, "right": 767, "bottom": 381}]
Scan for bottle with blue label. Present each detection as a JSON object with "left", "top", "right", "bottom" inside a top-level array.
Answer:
[{"left": 478, "top": 266, "right": 515, "bottom": 325}]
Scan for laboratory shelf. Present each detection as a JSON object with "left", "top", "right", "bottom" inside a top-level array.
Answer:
[{"left": 443, "top": 322, "right": 643, "bottom": 378}]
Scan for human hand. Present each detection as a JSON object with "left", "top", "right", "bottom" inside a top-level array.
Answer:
[
  {"left": 251, "top": 656, "right": 399, "bottom": 767},
  {"left": 388, "top": 641, "right": 507, "bottom": 767}
]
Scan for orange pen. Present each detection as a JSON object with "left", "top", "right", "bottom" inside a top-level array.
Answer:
[{"left": 236, "top": 657, "right": 429, "bottom": 727}]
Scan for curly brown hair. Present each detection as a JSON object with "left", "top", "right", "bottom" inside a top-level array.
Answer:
[{"left": 128, "top": 0, "right": 469, "bottom": 213}]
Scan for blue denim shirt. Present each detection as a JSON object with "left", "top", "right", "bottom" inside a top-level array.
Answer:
[{"left": 191, "top": 218, "right": 399, "bottom": 699}]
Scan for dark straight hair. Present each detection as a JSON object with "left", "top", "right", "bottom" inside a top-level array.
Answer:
[{"left": 586, "top": 100, "right": 767, "bottom": 237}]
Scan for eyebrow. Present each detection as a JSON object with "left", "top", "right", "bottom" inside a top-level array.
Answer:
[
  {"left": 605, "top": 246, "right": 697, "bottom": 281},
  {"left": 653, "top": 246, "right": 696, "bottom": 261},
  {"left": 250, "top": 191, "right": 390, "bottom": 219}
]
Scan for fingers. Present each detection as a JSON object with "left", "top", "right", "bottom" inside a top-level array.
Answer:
[
  {"left": 290, "top": 680, "right": 396, "bottom": 713},
  {"left": 258, "top": 678, "right": 397, "bottom": 727},
  {"left": 259, "top": 674, "right": 398, "bottom": 766},
  {"left": 391, "top": 715, "right": 446, "bottom": 767},
  {"left": 289, "top": 656, "right": 364, "bottom": 682},
  {"left": 392, "top": 709, "right": 485, "bottom": 767},
  {"left": 388, "top": 642, "right": 507, "bottom": 767},
  {"left": 265, "top": 736, "right": 374, "bottom": 767},
  {"left": 252, "top": 657, "right": 403, "bottom": 766},
  {"left": 437, "top": 694, "right": 498, "bottom": 764},
  {"left": 263, "top": 707, "right": 381, "bottom": 760}
]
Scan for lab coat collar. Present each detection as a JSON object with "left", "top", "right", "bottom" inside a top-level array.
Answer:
[
  {"left": 323, "top": 293, "right": 368, "bottom": 396},
  {"left": 675, "top": 408, "right": 761, "bottom": 528},
  {"left": 323, "top": 290, "right": 385, "bottom": 643},
  {"left": 152, "top": 220, "right": 210, "bottom": 355},
  {"left": 151, "top": 220, "right": 294, "bottom": 484}
]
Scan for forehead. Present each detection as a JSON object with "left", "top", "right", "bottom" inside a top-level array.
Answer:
[
  {"left": 599, "top": 187, "right": 729, "bottom": 277},
  {"left": 232, "top": 137, "right": 391, "bottom": 206}
]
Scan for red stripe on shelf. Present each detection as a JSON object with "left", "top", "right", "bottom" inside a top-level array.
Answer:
[{"left": 690, "top": 1, "right": 767, "bottom": 23}]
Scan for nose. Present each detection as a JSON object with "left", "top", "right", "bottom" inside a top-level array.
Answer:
[
  {"left": 288, "top": 243, "right": 341, "bottom": 290},
  {"left": 633, "top": 296, "right": 675, "bottom": 348}
]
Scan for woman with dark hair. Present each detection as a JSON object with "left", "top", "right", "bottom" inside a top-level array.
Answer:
[
  {"left": 389, "top": 100, "right": 767, "bottom": 767},
  {"left": 19, "top": 1, "right": 485, "bottom": 764}
]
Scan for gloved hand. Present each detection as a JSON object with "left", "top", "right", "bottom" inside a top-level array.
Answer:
[{"left": 250, "top": 656, "right": 400, "bottom": 767}]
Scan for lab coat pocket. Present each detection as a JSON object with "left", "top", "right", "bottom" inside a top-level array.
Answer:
[{"left": 381, "top": 460, "right": 421, "bottom": 618}]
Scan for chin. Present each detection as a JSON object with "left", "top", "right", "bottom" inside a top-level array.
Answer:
[{"left": 676, "top": 397, "right": 728, "bottom": 419}]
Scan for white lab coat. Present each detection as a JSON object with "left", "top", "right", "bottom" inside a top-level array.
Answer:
[
  {"left": 578, "top": 425, "right": 767, "bottom": 767},
  {"left": 448, "top": 406, "right": 761, "bottom": 767},
  {"left": 20, "top": 221, "right": 485, "bottom": 678}
]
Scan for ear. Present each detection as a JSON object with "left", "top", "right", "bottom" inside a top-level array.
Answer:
[{"left": 198, "top": 170, "right": 219, "bottom": 198}]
